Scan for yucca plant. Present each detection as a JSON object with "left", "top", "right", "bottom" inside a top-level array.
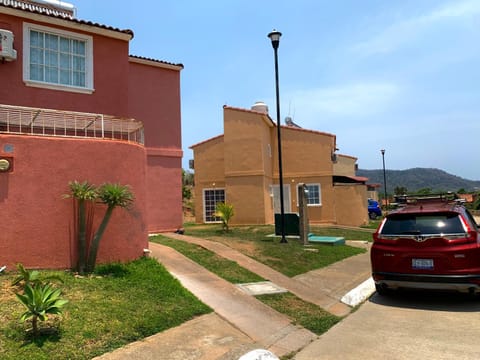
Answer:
[
  {"left": 214, "top": 202, "right": 235, "bottom": 232},
  {"left": 16, "top": 282, "right": 68, "bottom": 337},
  {"left": 86, "top": 183, "right": 134, "bottom": 273},
  {"left": 66, "top": 181, "right": 97, "bottom": 274}
]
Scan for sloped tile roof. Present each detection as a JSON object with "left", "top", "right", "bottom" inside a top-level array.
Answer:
[
  {"left": 129, "top": 55, "right": 184, "bottom": 69},
  {"left": 1, "top": 1, "right": 183, "bottom": 65},
  {"left": 189, "top": 134, "right": 224, "bottom": 149},
  {"left": 0, "top": 0, "right": 134, "bottom": 38}
]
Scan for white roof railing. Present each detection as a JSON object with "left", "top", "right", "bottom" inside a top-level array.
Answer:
[{"left": 0, "top": 104, "right": 144, "bottom": 145}]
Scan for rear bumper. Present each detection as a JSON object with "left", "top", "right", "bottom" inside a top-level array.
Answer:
[{"left": 373, "top": 272, "right": 480, "bottom": 292}]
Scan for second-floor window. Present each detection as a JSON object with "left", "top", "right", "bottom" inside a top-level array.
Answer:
[{"left": 23, "top": 23, "right": 93, "bottom": 93}]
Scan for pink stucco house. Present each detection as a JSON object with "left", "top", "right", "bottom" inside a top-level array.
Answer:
[{"left": 0, "top": 0, "right": 183, "bottom": 269}]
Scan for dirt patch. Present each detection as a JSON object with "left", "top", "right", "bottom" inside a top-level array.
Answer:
[
  {"left": 208, "top": 236, "right": 258, "bottom": 257},
  {"left": 0, "top": 278, "right": 15, "bottom": 302}
]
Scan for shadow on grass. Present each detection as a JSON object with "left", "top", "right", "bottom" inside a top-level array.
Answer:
[
  {"left": 94, "top": 262, "right": 130, "bottom": 278},
  {"left": 20, "top": 326, "right": 61, "bottom": 348}
]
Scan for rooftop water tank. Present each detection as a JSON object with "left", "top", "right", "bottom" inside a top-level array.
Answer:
[{"left": 251, "top": 101, "right": 268, "bottom": 114}]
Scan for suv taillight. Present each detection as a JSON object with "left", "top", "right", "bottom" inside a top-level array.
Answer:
[
  {"left": 373, "top": 218, "right": 391, "bottom": 243},
  {"left": 459, "top": 215, "right": 478, "bottom": 243}
]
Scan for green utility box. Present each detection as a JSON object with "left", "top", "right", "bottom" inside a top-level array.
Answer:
[{"left": 275, "top": 213, "right": 300, "bottom": 236}]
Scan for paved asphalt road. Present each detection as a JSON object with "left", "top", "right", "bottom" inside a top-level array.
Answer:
[{"left": 295, "top": 290, "right": 480, "bottom": 360}]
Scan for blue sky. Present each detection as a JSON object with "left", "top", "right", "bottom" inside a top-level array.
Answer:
[{"left": 75, "top": 0, "right": 480, "bottom": 180}]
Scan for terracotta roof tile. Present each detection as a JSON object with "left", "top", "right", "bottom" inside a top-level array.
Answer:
[
  {"left": 0, "top": 0, "right": 134, "bottom": 38},
  {"left": 129, "top": 55, "right": 184, "bottom": 69},
  {"left": 189, "top": 134, "right": 224, "bottom": 149}
]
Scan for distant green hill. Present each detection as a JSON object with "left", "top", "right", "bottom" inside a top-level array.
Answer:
[{"left": 357, "top": 168, "right": 480, "bottom": 194}]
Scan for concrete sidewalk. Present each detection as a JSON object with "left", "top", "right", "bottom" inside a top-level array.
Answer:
[
  {"left": 94, "top": 234, "right": 372, "bottom": 360},
  {"left": 163, "top": 233, "right": 371, "bottom": 316}
]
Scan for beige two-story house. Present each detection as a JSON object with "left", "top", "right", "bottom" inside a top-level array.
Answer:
[{"left": 190, "top": 102, "right": 369, "bottom": 227}]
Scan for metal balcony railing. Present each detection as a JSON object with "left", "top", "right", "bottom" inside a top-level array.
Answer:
[{"left": 0, "top": 104, "right": 144, "bottom": 145}]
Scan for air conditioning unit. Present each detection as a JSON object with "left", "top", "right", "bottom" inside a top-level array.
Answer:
[{"left": 0, "top": 29, "right": 17, "bottom": 62}]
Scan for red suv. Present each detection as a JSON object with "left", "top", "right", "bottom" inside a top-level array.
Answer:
[{"left": 371, "top": 194, "right": 480, "bottom": 295}]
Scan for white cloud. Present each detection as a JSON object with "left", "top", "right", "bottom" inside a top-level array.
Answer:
[
  {"left": 284, "top": 82, "right": 400, "bottom": 121},
  {"left": 353, "top": 0, "right": 480, "bottom": 56}
]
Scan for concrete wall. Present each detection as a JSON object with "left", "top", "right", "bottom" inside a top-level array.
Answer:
[
  {"left": 0, "top": 13, "right": 130, "bottom": 116},
  {"left": 128, "top": 61, "right": 183, "bottom": 232},
  {"left": 223, "top": 107, "right": 274, "bottom": 224},
  {"left": 334, "top": 184, "right": 369, "bottom": 226},
  {"left": 278, "top": 127, "right": 335, "bottom": 178},
  {"left": 0, "top": 134, "right": 148, "bottom": 269},
  {"left": 192, "top": 136, "right": 225, "bottom": 222},
  {"left": 334, "top": 154, "right": 357, "bottom": 176},
  {"left": 0, "top": 10, "right": 184, "bottom": 235}
]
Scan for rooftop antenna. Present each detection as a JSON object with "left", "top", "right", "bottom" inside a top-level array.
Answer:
[{"left": 285, "top": 99, "right": 301, "bottom": 128}]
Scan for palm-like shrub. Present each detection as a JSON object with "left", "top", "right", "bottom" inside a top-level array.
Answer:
[
  {"left": 66, "top": 181, "right": 97, "bottom": 274},
  {"left": 16, "top": 282, "right": 68, "bottom": 337},
  {"left": 86, "top": 183, "right": 134, "bottom": 273},
  {"left": 214, "top": 202, "right": 235, "bottom": 232}
]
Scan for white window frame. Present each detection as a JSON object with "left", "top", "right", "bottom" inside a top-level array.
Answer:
[
  {"left": 301, "top": 183, "right": 321, "bottom": 207},
  {"left": 23, "top": 22, "right": 94, "bottom": 94},
  {"left": 203, "top": 188, "right": 226, "bottom": 223}
]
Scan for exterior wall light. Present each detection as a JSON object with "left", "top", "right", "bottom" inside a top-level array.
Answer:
[{"left": 0, "top": 157, "right": 12, "bottom": 172}]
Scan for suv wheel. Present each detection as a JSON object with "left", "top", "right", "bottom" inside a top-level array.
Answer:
[
  {"left": 369, "top": 212, "right": 378, "bottom": 220},
  {"left": 375, "top": 283, "right": 390, "bottom": 296}
]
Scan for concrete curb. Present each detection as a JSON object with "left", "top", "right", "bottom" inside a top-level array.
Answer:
[{"left": 341, "top": 277, "right": 375, "bottom": 307}]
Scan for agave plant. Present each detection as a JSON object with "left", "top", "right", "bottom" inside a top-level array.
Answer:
[
  {"left": 85, "top": 183, "right": 134, "bottom": 273},
  {"left": 11, "top": 263, "right": 62, "bottom": 289},
  {"left": 11, "top": 263, "right": 41, "bottom": 287},
  {"left": 16, "top": 282, "right": 68, "bottom": 337},
  {"left": 214, "top": 202, "right": 235, "bottom": 232}
]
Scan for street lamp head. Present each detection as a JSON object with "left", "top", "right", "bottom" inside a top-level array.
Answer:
[
  {"left": 268, "top": 29, "right": 282, "bottom": 50},
  {"left": 381, "top": 149, "right": 385, "bottom": 155}
]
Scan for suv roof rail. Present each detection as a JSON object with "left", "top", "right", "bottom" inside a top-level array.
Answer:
[{"left": 394, "top": 193, "right": 458, "bottom": 205}]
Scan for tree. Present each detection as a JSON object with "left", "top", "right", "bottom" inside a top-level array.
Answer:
[
  {"left": 394, "top": 186, "right": 408, "bottom": 195},
  {"left": 66, "top": 181, "right": 97, "bottom": 274},
  {"left": 416, "top": 188, "right": 432, "bottom": 195},
  {"left": 86, "top": 183, "right": 134, "bottom": 273},
  {"left": 473, "top": 194, "right": 480, "bottom": 210},
  {"left": 214, "top": 202, "right": 234, "bottom": 232},
  {"left": 182, "top": 169, "right": 194, "bottom": 200},
  {"left": 182, "top": 169, "right": 194, "bottom": 186}
]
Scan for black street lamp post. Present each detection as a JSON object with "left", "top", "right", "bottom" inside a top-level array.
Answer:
[
  {"left": 268, "top": 29, "right": 287, "bottom": 244},
  {"left": 381, "top": 149, "right": 388, "bottom": 211}
]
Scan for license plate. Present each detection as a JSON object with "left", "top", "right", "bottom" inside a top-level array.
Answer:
[{"left": 412, "top": 258, "right": 434, "bottom": 270}]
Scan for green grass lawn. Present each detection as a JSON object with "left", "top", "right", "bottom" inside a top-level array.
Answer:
[
  {"left": 0, "top": 224, "right": 369, "bottom": 359},
  {"left": 180, "top": 224, "right": 367, "bottom": 277},
  {"left": 0, "top": 258, "right": 211, "bottom": 360},
  {"left": 257, "top": 293, "right": 340, "bottom": 335}
]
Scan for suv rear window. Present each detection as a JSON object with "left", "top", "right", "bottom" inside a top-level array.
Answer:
[{"left": 381, "top": 213, "right": 465, "bottom": 235}]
